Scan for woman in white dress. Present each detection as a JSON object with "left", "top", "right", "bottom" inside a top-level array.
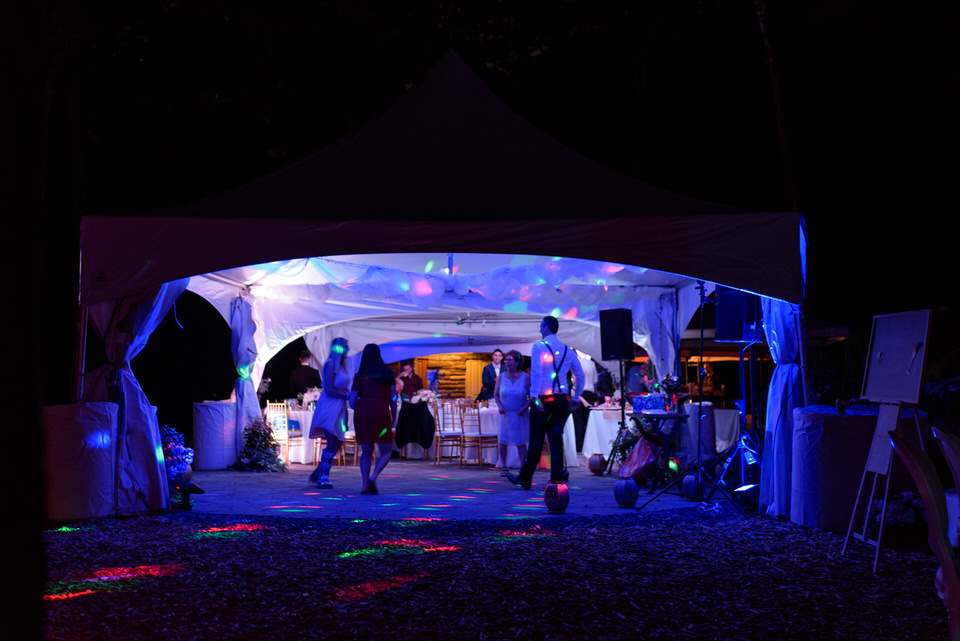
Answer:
[
  {"left": 493, "top": 350, "right": 530, "bottom": 474},
  {"left": 308, "top": 337, "right": 352, "bottom": 488}
]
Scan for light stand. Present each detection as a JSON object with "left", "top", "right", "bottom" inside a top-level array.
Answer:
[
  {"left": 637, "top": 282, "right": 745, "bottom": 516},
  {"left": 604, "top": 358, "right": 628, "bottom": 475}
]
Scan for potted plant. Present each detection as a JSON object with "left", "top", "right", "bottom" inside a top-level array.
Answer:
[
  {"left": 231, "top": 416, "right": 288, "bottom": 472},
  {"left": 160, "top": 424, "right": 195, "bottom": 510}
]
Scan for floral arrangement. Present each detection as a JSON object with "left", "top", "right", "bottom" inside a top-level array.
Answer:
[
  {"left": 301, "top": 387, "right": 321, "bottom": 406},
  {"left": 231, "top": 416, "right": 288, "bottom": 472},
  {"left": 609, "top": 416, "right": 649, "bottom": 466},
  {"left": 160, "top": 424, "right": 194, "bottom": 510},
  {"left": 411, "top": 389, "right": 438, "bottom": 404}
]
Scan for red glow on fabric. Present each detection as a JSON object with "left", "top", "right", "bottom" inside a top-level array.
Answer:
[
  {"left": 199, "top": 523, "right": 273, "bottom": 533},
  {"left": 329, "top": 572, "right": 430, "bottom": 603},
  {"left": 563, "top": 307, "right": 578, "bottom": 319}
]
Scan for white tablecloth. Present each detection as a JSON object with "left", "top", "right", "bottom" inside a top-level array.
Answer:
[
  {"left": 790, "top": 404, "right": 924, "bottom": 532},
  {"left": 288, "top": 408, "right": 320, "bottom": 464},
  {"left": 715, "top": 409, "right": 740, "bottom": 451},
  {"left": 193, "top": 401, "right": 237, "bottom": 470},
  {"left": 42, "top": 402, "right": 118, "bottom": 520},
  {"left": 579, "top": 409, "right": 629, "bottom": 463},
  {"left": 679, "top": 402, "right": 717, "bottom": 466}
]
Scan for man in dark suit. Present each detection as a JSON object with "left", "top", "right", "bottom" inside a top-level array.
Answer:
[
  {"left": 289, "top": 349, "right": 321, "bottom": 396},
  {"left": 477, "top": 348, "right": 504, "bottom": 401}
]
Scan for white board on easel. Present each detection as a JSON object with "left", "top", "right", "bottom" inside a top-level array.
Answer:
[
  {"left": 861, "top": 309, "right": 931, "bottom": 405},
  {"left": 842, "top": 309, "right": 931, "bottom": 570}
]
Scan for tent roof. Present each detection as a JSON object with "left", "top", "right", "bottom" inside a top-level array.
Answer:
[{"left": 80, "top": 50, "right": 804, "bottom": 306}]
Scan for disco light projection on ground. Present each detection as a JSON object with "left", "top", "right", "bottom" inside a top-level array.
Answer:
[
  {"left": 336, "top": 539, "right": 460, "bottom": 559},
  {"left": 45, "top": 564, "right": 186, "bottom": 600},
  {"left": 193, "top": 523, "right": 275, "bottom": 539},
  {"left": 327, "top": 572, "right": 430, "bottom": 604}
]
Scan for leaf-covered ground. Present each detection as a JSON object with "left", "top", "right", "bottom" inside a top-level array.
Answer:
[{"left": 44, "top": 507, "right": 945, "bottom": 640}]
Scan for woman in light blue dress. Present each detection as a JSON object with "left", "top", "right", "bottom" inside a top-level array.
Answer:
[
  {"left": 493, "top": 350, "right": 530, "bottom": 474},
  {"left": 308, "top": 338, "right": 352, "bottom": 488}
]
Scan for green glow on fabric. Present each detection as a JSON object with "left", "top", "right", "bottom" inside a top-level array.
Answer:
[
  {"left": 550, "top": 308, "right": 562, "bottom": 318},
  {"left": 424, "top": 260, "right": 435, "bottom": 272},
  {"left": 237, "top": 364, "right": 252, "bottom": 380},
  {"left": 398, "top": 281, "right": 410, "bottom": 292},
  {"left": 379, "top": 428, "right": 389, "bottom": 437},
  {"left": 155, "top": 442, "right": 164, "bottom": 463}
]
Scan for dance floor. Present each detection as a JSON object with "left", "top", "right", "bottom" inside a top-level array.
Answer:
[{"left": 189, "top": 457, "right": 696, "bottom": 520}]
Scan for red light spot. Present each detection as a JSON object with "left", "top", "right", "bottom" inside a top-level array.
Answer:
[{"left": 329, "top": 573, "right": 430, "bottom": 603}]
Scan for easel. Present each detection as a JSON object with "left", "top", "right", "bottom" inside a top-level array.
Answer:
[{"left": 841, "top": 309, "right": 930, "bottom": 571}]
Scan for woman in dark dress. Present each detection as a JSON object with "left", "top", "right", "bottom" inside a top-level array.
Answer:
[{"left": 351, "top": 344, "right": 397, "bottom": 494}]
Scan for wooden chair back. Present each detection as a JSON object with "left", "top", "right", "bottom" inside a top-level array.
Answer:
[{"left": 891, "top": 430, "right": 960, "bottom": 641}]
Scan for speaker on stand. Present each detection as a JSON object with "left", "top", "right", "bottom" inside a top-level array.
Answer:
[
  {"left": 599, "top": 309, "right": 633, "bottom": 475},
  {"left": 713, "top": 286, "right": 764, "bottom": 506}
]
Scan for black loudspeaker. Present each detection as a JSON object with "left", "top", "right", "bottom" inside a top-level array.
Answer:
[
  {"left": 599, "top": 308, "right": 634, "bottom": 360},
  {"left": 715, "top": 286, "right": 763, "bottom": 343}
]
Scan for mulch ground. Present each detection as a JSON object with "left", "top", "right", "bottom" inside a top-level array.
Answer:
[{"left": 43, "top": 506, "right": 945, "bottom": 640}]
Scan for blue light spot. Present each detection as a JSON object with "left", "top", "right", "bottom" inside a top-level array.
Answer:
[{"left": 85, "top": 430, "right": 112, "bottom": 450}]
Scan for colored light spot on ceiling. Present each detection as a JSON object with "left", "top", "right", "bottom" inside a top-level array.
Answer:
[
  {"left": 563, "top": 307, "right": 578, "bottom": 319},
  {"left": 503, "top": 300, "right": 529, "bottom": 314},
  {"left": 424, "top": 260, "right": 435, "bottom": 272},
  {"left": 414, "top": 280, "right": 433, "bottom": 296}
]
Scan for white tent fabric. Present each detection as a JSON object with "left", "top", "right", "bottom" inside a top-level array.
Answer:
[
  {"left": 74, "top": 51, "right": 807, "bottom": 517},
  {"left": 229, "top": 296, "right": 263, "bottom": 455},
  {"left": 186, "top": 254, "right": 705, "bottom": 385},
  {"left": 81, "top": 279, "right": 187, "bottom": 514},
  {"left": 759, "top": 297, "right": 807, "bottom": 518}
]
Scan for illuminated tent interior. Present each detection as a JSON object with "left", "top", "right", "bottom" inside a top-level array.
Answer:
[{"left": 72, "top": 50, "right": 806, "bottom": 521}]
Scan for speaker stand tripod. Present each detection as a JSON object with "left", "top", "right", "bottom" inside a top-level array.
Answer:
[{"left": 637, "top": 281, "right": 745, "bottom": 516}]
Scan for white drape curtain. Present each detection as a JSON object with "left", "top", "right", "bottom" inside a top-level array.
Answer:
[
  {"left": 82, "top": 279, "right": 188, "bottom": 514},
  {"left": 758, "top": 297, "right": 806, "bottom": 518},
  {"left": 230, "top": 295, "right": 263, "bottom": 455}
]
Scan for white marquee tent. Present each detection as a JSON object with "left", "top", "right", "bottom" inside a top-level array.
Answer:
[{"left": 73, "top": 51, "right": 806, "bottom": 520}]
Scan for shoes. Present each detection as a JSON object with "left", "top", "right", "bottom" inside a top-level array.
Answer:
[
  {"left": 318, "top": 479, "right": 333, "bottom": 489},
  {"left": 505, "top": 471, "right": 531, "bottom": 490},
  {"left": 500, "top": 467, "right": 508, "bottom": 477},
  {"left": 308, "top": 467, "right": 320, "bottom": 483},
  {"left": 368, "top": 480, "right": 378, "bottom": 495}
]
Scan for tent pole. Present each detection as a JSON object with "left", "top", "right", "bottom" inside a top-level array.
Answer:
[{"left": 74, "top": 304, "right": 88, "bottom": 403}]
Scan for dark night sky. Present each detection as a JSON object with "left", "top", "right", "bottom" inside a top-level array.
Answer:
[{"left": 21, "top": 0, "right": 960, "bottom": 406}]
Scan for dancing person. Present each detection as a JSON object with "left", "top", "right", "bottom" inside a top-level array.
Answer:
[
  {"left": 290, "top": 349, "right": 321, "bottom": 396},
  {"left": 493, "top": 350, "right": 530, "bottom": 475},
  {"left": 308, "top": 338, "right": 352, "bottom": 488},
  {"left": 351, "top": 344, "right": 397, "bottom": 494},
  {"left": 476, "top": 348, "right": 504, "bottom": 402},
  {"left": 507, "top": 316, "right": 583, "bottom": 490}
]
